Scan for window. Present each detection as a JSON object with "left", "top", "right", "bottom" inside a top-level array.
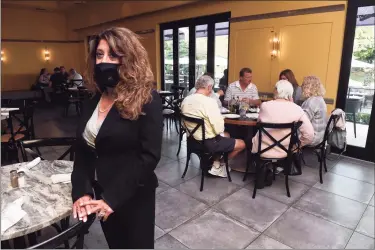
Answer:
[{"left": 160, "top": 12, "right": 230, "bottom": 91}]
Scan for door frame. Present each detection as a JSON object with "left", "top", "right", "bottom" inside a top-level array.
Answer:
[
  {"left": 336, "top": 0, "right": 375, "bottom": 161},
  {"left": 159, "top": 12, "right": 231, "bottom": 90}
]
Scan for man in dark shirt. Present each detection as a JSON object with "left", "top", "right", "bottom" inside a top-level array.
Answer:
[
  {"left": 60, "top": 66, "right": 69, "bottom": 81},
  {"left": 219, "top": 69, "right": 228, "bottom": 92},
  {"left": 50, "top": 67, "right": 65, "bottom": 91}
]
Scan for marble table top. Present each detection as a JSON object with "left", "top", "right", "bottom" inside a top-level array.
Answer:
[{"left": 1, "top": 160, "right": 73, "bottom": 241}]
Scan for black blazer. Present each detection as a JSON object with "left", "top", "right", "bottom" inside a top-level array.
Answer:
[{"left": 71, "top": 90, "right": 163, "bottom": 211}]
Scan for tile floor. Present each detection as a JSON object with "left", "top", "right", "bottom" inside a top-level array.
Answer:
[{"left": 32, "top": 105, "right": 374, "bottom": 249}]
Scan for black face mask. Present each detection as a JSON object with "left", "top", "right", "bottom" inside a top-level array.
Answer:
[{"left": 94, "top": 63, "right": 120, "bottom": 91}]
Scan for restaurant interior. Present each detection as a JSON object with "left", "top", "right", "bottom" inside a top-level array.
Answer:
[{"left": 1, "top": 0, "right": 374, "bottom": 249}]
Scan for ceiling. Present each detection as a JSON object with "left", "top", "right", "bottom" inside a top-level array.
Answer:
[{"left": 1, "top": 1, "right": 89, "bottom": 12}]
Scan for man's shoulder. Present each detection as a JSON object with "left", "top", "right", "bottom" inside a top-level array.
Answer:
[{"left": 228, "top": 81, "right": 239, "bottom": 88}]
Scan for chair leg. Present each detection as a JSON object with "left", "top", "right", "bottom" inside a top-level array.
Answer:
[
  {"left": 224, "top": 153, "right": 231, "bottom": 182},
  {"left": 273, "top": 163, "right": 277, "bottom": 180},
  {"left": 318, "top": 154, "right": 323, "bottom": 184},
  {"left": 200, "top": 168, "right": 205, "bottom": 192},
  {"left": 181, "top": 153, "right": 190, "bottom": 178},
  {"left": 176, "top": 132, "right": 183, "bottom": 156},
  {"left": 353, "top": 112, "right": 357, "bottom": 138},
  {"left": 174, "top": 117, "right": 179, "bottom": 134},
  {"left": 252, "top": 163, "right": 258, "bottom": 199},
  {"left": 322, "top": 147, "right": 328, "bottom": 172},
  {"left": 285, "top": 173, "right": 291, "bottom": 197}
]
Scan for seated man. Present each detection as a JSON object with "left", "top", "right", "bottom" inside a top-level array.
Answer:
[
  {"left": 181, "top": 75, "right": 246, "bottom": 177},
  {"left": 252, "top": 80, "right": 314, "bottom": 159},
  {"left": 50, "top": 67, "right": 65, "bottom": 90},
  {"left": 224, "top": 67, "right": 261, "bottom": 107},
  {"left": 68, "top": 68, "right": 83, "bottom": 87},
  {"left": 187, "top": 87, "right": 224, "bottom": 108}
]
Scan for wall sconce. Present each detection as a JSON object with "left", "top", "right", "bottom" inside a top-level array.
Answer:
[
  {"left": 270, "top": 31, "right": 280, "bottom": 59},
  {"left": 1, "top": 50, "right": 5, "bottom": 62},
  {"left": 44, "top": 48, "right": 50, "bottom": 61}
]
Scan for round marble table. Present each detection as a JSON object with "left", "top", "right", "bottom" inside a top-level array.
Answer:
[{"left": 1, "top": 160, "right": 73, "bottom": 241}]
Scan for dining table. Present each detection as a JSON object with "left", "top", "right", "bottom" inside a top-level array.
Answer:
[
  {"left": 1, "top": 160, "right": 73, "bottom": 248},
  {"left": 223, "top": 112, "right": 258, "bottom": 173}
]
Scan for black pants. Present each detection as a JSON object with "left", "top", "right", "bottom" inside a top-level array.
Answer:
[{"left": 99, "top": 187, "right": 156, "bottom": 249}]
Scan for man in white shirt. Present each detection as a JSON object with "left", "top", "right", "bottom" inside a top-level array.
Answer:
[
  {"left": 187, "top": 87, "right": 223, "bottom": 108},
  {"left": 224, "top": 68, "right": 261, "bottom": 106},
  {"left": 68, "top": 68, "right": 83, "bottom": 87},
  {"left": 181, "top": 75, "right": 245, "bottom": 177}
]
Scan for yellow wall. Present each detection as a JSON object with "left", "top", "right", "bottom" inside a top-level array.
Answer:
[
  {"left": 1, "top": 8, "right": 84, "bottom": 91},
  {"left": 70, "top": 1, "right": 346, "bottom": 112}
]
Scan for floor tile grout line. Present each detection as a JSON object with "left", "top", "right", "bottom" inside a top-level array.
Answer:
[
  {"left": 245, "top": 178, "right": 317, "bottom": 249},
  {"left": 344, "top": 201, "right": 373, "bottom": 248},
  {"left": 327, "top": 169, "right": 375, "bottom": 185},
  {"left": 309, "top": 185, "right": 373, "bottom": 206}
]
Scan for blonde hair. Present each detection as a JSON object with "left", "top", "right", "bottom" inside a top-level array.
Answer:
[
  {"left": 85, "top": 27, "right": 154, "bottom": 120},
  {"left": 301, "top": 75, "right": 326, "bottom": 98}
]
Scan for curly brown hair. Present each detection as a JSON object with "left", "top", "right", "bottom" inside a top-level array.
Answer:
[{"left": 85, "top": 27, "right": 154, "bottom": 120}]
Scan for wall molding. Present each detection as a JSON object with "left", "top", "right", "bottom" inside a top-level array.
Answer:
[
  {"left": 230, "top": 4, "right": 345, "bottom": 23},
  {"left": 1, "top": 39, "right": 84, "bottom": 43},
  {"left": 135, "top": 29, "right": 155, "bottom": 35}
]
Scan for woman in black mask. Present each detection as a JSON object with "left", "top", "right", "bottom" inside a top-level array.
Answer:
[{"left": 71, "top": 27, "right": 163, "bottom": 249}]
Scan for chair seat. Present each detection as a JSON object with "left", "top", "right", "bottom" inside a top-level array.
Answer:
[
  {"left": 162, "top": 109, "right": 175, "bottom": 115},
  {"left": 1, "top": 133, "right": 25, "bottom": 142}
]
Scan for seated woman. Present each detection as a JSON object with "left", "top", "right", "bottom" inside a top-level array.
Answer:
[
  {"left": 301, "top": 75, "right": 327, "bottom": 146},
  {"left": 252, "top": 80, "right": 314, "bottom": 159},
  {"left": 37, "top": 68, "right": 51, "bottom": 88},
  {"left": 279, "top": 69, "right": 302, "bottom": 104}
]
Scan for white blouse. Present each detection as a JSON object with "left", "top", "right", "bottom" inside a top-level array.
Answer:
[{"left": 82, "top": 104, "right": 104, "bottom": 149}]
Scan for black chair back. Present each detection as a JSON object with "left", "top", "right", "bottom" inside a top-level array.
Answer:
[
  {"left": 315, "top": 114, "right": 340, "bottom": 149},
  {"left": 171, "top": 85, "right": 185, "bottom": 99},
  {"left": 181, "top": 114, "right": 205, "bottom": 144},
  {"left": 256, "top": 122, "right": 302, "bottom": 159},
  {"left": 20, "top": 137, "right": 76, "bottom": 162},
  {"left": 27, "top": 215, "right": 94, "bottom": 249}
]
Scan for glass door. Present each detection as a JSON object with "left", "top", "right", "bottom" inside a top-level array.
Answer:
[
  {"left": 160, "top": 12, "right": 231, "bottom": 91},
  {"left": 337, "top": 1, "right": 375, "bottom": 161}
]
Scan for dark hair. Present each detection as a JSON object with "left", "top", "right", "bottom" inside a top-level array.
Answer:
[
  {"left": 39, "top": 68, "right": 47, "bottom": 76},
  {"left": 54, "top": 67, "right": 60, "bottom": 71},
  {"left": 60, "top": 66, "right": 65, "bottom": 69},
  {"left": 223, "top": 69, "right": 228, "bottom": 75},
  {"left": 86, "top": 27, "right": 154, "bottom": 120},
  {"left": 279, "top": 69, "right": 299, "bottom": 88},
  {"left": 239, "top": 68, "right": 252, "bottom": 77}
]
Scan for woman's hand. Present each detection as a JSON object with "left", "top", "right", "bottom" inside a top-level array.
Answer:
[
  {"left": 82, "top": 199, "right": 114, "bottom": 221},
  {"left": 72, "top": 195, "right": 92, "bottom": 222}
]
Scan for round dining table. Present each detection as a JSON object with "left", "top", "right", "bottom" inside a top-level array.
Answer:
[
  {"left": 224, "top": 115, "right": 258, "bottom": 173},
  {"left": 1, "top": 160, "right": 73, "bottom": 247}
]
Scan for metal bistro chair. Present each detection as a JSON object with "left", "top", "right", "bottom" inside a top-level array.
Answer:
[
  {"left": 175, "top": 98, "right": 186, "bottom": 155},
  {"left": 181, "top": 114, "right": 231, "bottom": 191},
  {"left": 247, "top": 122, "right": 302, "bottom": 199},
  {"left": 345, "top": 98, "right": 361, "bottom": 138},
  {"left": 27, "top": 215, "right": 95, "bottom": 249},
  {"left": 171, "top": 85, "right": 185, "bottom": 100},
  {"left": 305, "top": 114, "right": 340, "bottom": 184},
  {"left": 19, "top": 137, "right": 76, "bottom": 162}
]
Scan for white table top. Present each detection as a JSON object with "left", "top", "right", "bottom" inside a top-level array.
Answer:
[
  {"left": 1, "top": 108, "right": 19, "bottom": 112},
  {"left": 1, "top": 160, "right": 74, "bottom": 241}
]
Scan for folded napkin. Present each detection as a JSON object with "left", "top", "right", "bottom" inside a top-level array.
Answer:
[
  {"left": 17, "top": 157, "right": 41, "bottom": 173},
  {"left": 1, "top": 198, "right": 27, "bottom": 234},
  {"left": 220, "top": 107, "right": 230, "bottom": 114},
  {"left": 51, "top": 173, "right": 71, "bottom": 184}
]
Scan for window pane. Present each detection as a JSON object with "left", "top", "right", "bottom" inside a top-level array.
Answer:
[
  {"left": 163, "top": 29, "right": 173, "bottom": 91},
  {"left": 178, "top": 27, "right": 189, "bottom": 89},
  {"left": 195, "top": 24, "right": 208, "bottom": 81},
  {"left": 345, "top": 6, "right": 374, "bottom": 148},
  {"left": 214, "top": 22, "right": 229, "bottom": 88}
]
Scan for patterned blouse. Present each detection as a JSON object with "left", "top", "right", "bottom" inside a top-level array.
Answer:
[{"left": 301, "top": 96, "right": 327, "bottom": 146}]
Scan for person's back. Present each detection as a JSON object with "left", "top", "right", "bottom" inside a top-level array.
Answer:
[
  {"left": 50, "top": 68, "right": 65, "bottom": 89},
  {"left": 301, "top": 96, "right": 327, "bottom": 146},
  {"left": 181, "top": 93, "right": 224, "bottom": 141},
  {"left": 188, "top": 87, "right": 222, "bottom": 108},
  {"left": 252, "top": 100, "right": 313, "bottom": 158}
]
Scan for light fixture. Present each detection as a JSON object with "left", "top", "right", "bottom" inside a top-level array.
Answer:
[
  {"left": 270, "top": 31, "right": 280, "bottom": 59},
  {"left": 44, "top": 48, "right": 50, "bottom": 61},
  {"left": 1, "top": 50, "right": 5, "bottom": 62}
]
